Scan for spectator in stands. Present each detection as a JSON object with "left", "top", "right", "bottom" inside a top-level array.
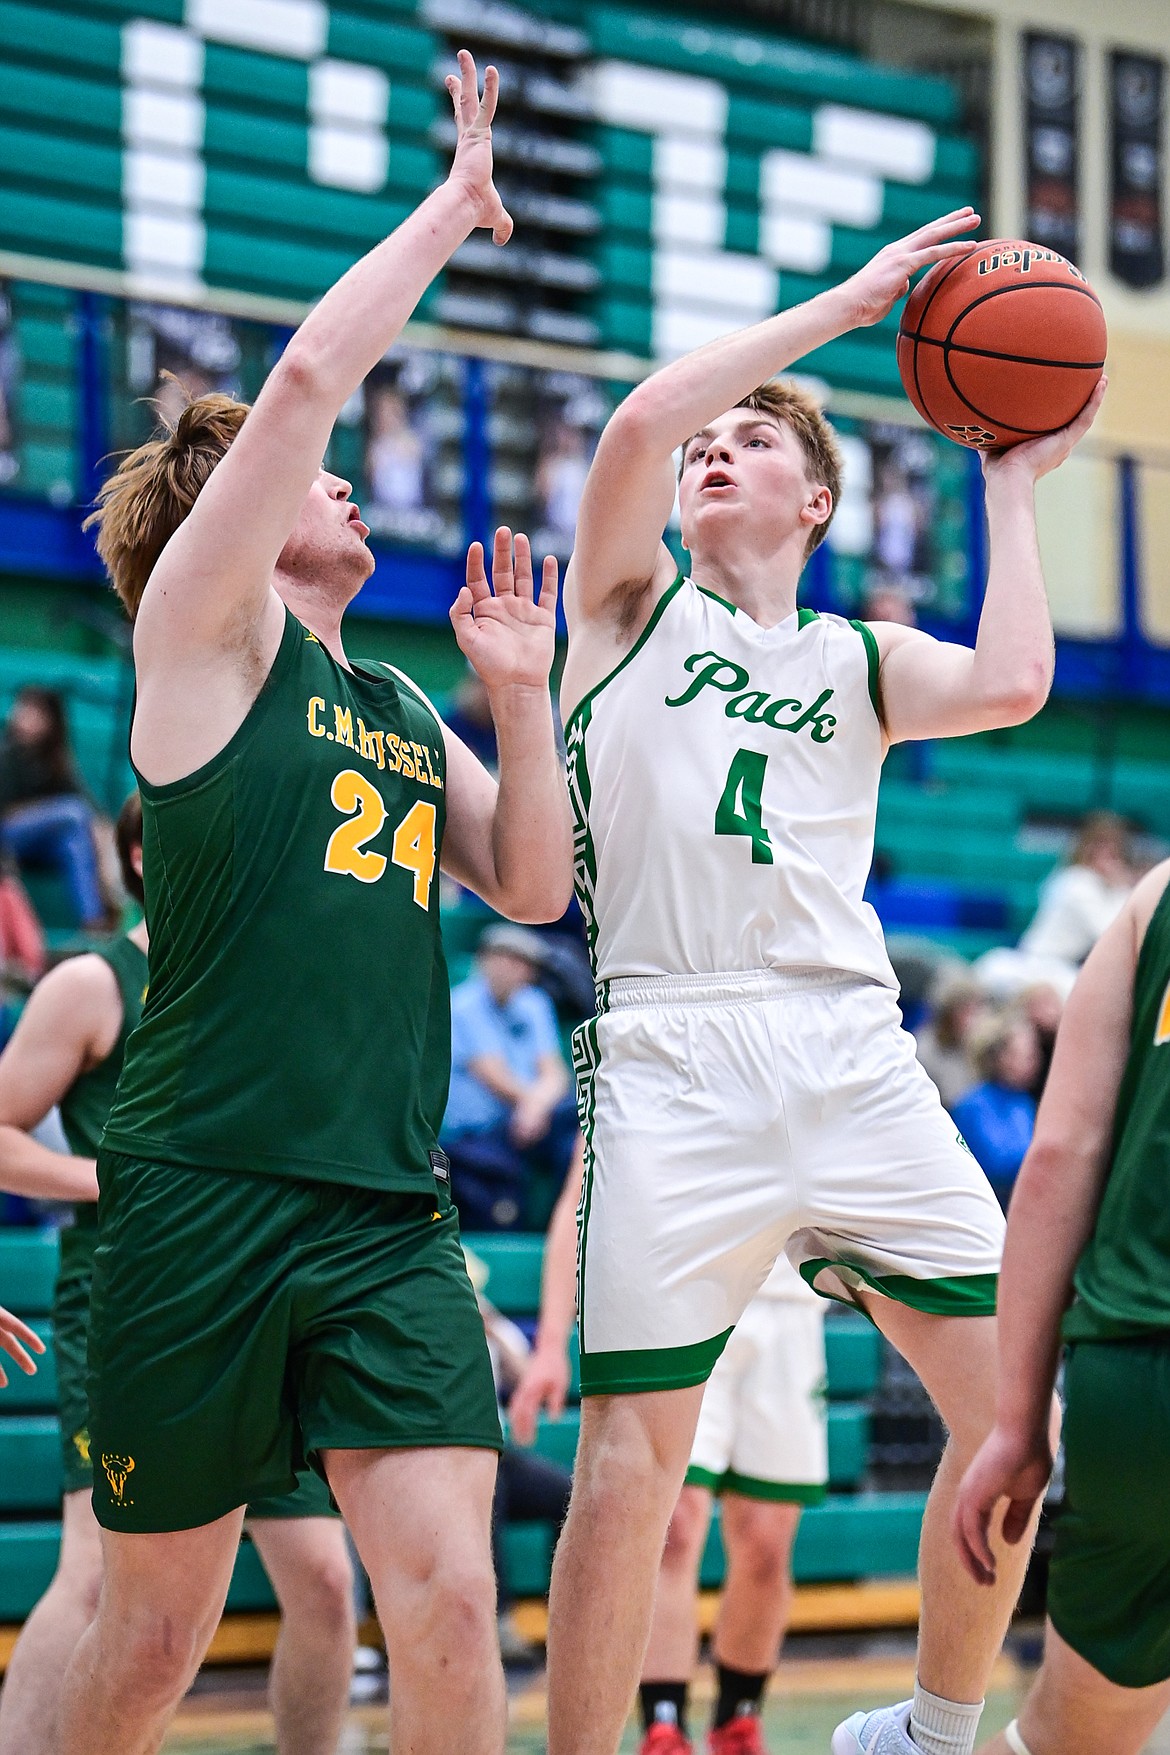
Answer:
[
  {"left": 0, "top": 689, "right": 104, "bottom": 931},
  {"left": 442, "top": 923, "right": 575, "bottom": 1231},
  {"left": 951, "top": 1012, "right": 1042, "bottom": 1212},
  {"left": 914, "top": 972, "right": 988, "bottom": 1110},
  {"left": 1019, "top": 811, "right": 1136, "bottom": 966},
  {"left": 1018, "top": 980, "right": 1064, "bottom": 1101}
]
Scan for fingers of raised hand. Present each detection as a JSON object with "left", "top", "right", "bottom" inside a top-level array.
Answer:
[
  {"left": 906, "top": 208, "right": 979, "bottom": 249},
  {"left": 446, "top": 49, "right": 479, "bottom": 133},
  {"left": 512, "top": 531, "right": 535, "bottom": 599},
  {"left": 492, "top": 525, "right": 516, "bottom": 594},
  {"left": 492, "top": 203, "right": 514, "bottom": 247},
  {"left": 464, "top": 540, "right": 490, "bottom": 600},
  {"left": 538, "top": 553, "right": 559, "bottom": 612},
  {"left": 479, "top": 62, "right": 500, "bottom": 128}
]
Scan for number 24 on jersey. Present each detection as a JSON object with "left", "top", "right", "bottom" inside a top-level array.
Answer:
[{"left": 323, "top": 768, "right": 437, "bottom": 907}]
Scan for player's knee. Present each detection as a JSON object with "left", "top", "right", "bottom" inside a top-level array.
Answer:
[
  {"left": 422, "top": 1558, "right": 498, "bottom": 1656},
  {"left": 289, "top": 1548, "right": 356, "bottom": 1639},
  {"left": 105, "top": 1608, "right": 207, "bottom": 1706},
  {"left": 725, "top": 1505, "right": 795, "bottom": 1585},
  {"left": 662, "top": 1499, "right": 707, "bottom": 1570}
]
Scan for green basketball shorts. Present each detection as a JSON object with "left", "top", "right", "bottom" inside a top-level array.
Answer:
[
  {"left": 1047, "top": 1336, "right": 1170, "bottom": 1688},
  {"left": 54, "top": 1222, "right": 98, "bottom": 1496},
  {"left": 88, "top": 1154, "right": 501, "bottom": 1533}
]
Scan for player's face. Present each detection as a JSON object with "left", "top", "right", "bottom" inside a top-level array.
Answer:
[
  {"left": 278, "top": 470, "right": 375, "bottom": 594},
  {"left": 677, "top": 411, "right": 825, "bottom": 558}
]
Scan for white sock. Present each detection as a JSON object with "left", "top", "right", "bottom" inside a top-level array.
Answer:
[
  {"left": 909, "top": 1682, "right": 984, "bottom": 1755},
  {"left": 1003, "top": 1723, "right": 1033, "bottom": 1755}
]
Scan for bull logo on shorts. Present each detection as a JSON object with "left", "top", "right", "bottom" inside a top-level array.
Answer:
[{"left": 102, "top": 1453, "right": 135, "bottom": 1505}]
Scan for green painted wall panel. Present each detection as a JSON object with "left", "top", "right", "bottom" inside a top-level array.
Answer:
[
  {"left": 0, "top": 183, "right": 121, "bottom": 264},
  {"left": 0, "top": 0, "right": 121, "bottom": 71},
  {"left": 0, "top": 65, "right": 120, "bottom": 138},
  {"left": 0, "top": 122, "right": 121, "bottom": 200},
  {"left": 16, "top": 378, "right": 74, "bottom": 431},
  {"left": 14, "top": 315, "right": 75, "bottom": 370},
  {"left": 203, "top": 42, "right": 309, "bottom": 113},
  {"left": 591, "top": 5, "right": 959, "bottom": 125},
  {"left": 205, "top": 168, "right": 417, "bottom": 248},
  {"left": 328, "top": 11, "right": 437, "bottom": 78},
  {"left": 725, "top": 94, "right": 814, "bottom": 155}
]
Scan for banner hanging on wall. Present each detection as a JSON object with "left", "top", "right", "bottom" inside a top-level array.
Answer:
[
  {"left": 1109, "top": 51, "right": 1165, "bottom": 289},
  {"left": 1022, "top": 32, "right": 1081, "bottom": 264}
]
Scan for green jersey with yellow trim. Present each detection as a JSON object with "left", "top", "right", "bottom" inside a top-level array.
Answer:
[
  {"left": 56, "top": 934, "right": 148, "bottom": 1240},
  {"left": 1065, "top": 878, "right": 1170, "bottom": 1341},
  {"left": 103, "top": 608, "right": 451, "bottom": 1194}
]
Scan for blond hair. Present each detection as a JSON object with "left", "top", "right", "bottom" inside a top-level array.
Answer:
[
  {"left": 85, "top": 387, "right": 250, "bottom": 618},
  {"left": 681, "top": 379, "right": 844, "bottom": 558}
]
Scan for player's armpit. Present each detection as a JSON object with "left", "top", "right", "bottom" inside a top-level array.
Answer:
[{"left": 565, "top": 400, "right": 680, "bottom": 627}]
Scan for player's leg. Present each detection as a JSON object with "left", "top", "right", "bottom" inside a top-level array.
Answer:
[
  {"left": 640, "top": 1484, "right": 715, "bottom": 1749},
  {"left": 547, "top": 1384, "right": 707, "bottom": 1755},
  {"left": 711, "top": 1495, "right": 801, "bottom": 1717},
  {"left": 871, "top": 1303, "right": 1045, "bottom": 1707},
  {"left": 59, "top": 1511, "right": 244, "bottom": 1755},
  {"left": 980, "top": 1623, "right": 1170, "bottom": 1755},
  {"left": 325, "top": 1444, "right": 504, "bottom": 1755},
  {"left": 249, "top": 1513, "right": 356, "bottom": 1755},
  {"left": 0, "top": 1489, "right": 104, "bottom": 1755}
]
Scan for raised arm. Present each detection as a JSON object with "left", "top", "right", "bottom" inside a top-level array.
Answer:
[
  {"left": 871, "top": 378, "right": 1106, "bottom": 743},
  {"left": 132, "top": 51, "right": 510, "bottom": 673},
  {"left": 0, "top": 957, "right": 121, "bottom": 1205},
  {"left": 566, "top": 210, "right": 979, "bottom": 639},
  {"left": 953, "top": 861, "right": 1170, "bottom": 1584}
]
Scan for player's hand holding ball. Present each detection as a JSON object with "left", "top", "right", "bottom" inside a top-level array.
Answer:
[
  {"left": 836, "top": 208, "right": 980, "bottom": 328},
  {"left": 451, "top": 527, "right": 559, "bottom": 695}
]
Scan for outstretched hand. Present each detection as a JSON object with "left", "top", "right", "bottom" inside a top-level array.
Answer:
[
  {"left": 446, "top": 49, "right": 512, "bottom": 246},
  {"left": 840, "top": 208, "right": 980, "bottom": 328},
  {"left": 0, "top": 1303, "right": 44, "bottom": 1388},
  {"left": 451, "top": 527, "right": 558, "bottom": 693},
  {"left": 953, "top": 1423, "right": 1054, "bottom": 1587},
  {"left": 983, "top": 375, "right": 1107, "bottom": 485}
]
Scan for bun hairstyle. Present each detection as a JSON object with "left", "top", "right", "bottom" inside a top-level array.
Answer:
[{"left": 84, "top": 378, "right": 250, "bottom": 619}]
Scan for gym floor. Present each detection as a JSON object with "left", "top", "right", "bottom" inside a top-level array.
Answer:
[{"left": 158, "top": 1639, "right": 1031, "bottom": 1752}]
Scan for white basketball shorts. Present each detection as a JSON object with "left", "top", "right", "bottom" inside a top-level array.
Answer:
[
  {"left": 572, "top": 968, "right": 1005, "bottom": 1396},
  {"left": 686, "top": 1281, "right": 828, "bottom": 1502}
]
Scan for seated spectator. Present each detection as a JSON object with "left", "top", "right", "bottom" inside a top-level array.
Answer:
[
  {"left": 0, "top": 689, "right": 105, "bottom": 931},
  {"left": 1019, "top": 811, "right": 1135, "bottom": 966},
  {"left": 913, "top": 972, "right": 988, "bottom": 1109},
  {"left": 1017, "top": 980, "right": 1064, "bottom": 1101},
  {"left": 977, "top": 812, "right": 1137, "bottom": 1001},
  {"left": 443, "top": 924, "right": 577, "bottom": 1230},
  {"left": 951, "top": 1012, "right": 1042, "bottom": 1212}
]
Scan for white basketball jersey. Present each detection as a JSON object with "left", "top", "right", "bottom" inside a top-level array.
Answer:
[{"left": 566, "top": 575, "right": 896, "bottom": 992}]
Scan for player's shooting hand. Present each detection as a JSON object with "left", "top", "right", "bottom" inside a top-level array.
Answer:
[
  {"left": 446, "top": 49, "right": 513, "bottom": 246},
  {"left": 982, "top": 374, "right": 1107, "bottom": 485},
  {"left": 451, "top": 528, "right": 558, "bottom": 694},
  {"left": 508, "top": 1341, "right": 571, "bottom": 1445},
  {"left": 837, "top": 208, "right": 979, "bottom": 329},
  {"left": 953, "top": 1422, "right": 1053, "bottom": 1588},
  {"left": 0, "top": 1303, "right": 44, "bottom": 1388}
]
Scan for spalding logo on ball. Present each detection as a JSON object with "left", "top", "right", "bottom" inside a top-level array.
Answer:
[{"left": 896, "top": 239, "right": 1107, "bottom": 449}]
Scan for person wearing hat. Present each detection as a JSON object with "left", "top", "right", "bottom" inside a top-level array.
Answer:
[{"left": 442, "top": 923, "right": 574, "bottom": 1229}]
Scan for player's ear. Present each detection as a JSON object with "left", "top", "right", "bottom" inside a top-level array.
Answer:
[{"left": 801, "top": 485, "right": 832, "bottom": 529}]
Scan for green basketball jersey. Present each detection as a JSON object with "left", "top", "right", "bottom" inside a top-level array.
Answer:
[
  {"left": 1064, "top": 879, "right": 1170, "bottom": 1342},
  {"left": 56, "top": 934, "right": 148, "bottom": 1240},
  {"left": 103, "top": 608, "right": 451, "bottom": 1194}
]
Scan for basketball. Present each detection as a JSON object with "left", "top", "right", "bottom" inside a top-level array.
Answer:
[{"left": 896, "top": 240, "right": 1107, "bottom": 449}]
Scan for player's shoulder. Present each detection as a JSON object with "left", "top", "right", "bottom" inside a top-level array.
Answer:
[
  {"left": 1129, "top": 859, "right": 1170, "bottom": 939},
  {"left": 23, "top": 951, "right": 121, "bottom": 1034}
]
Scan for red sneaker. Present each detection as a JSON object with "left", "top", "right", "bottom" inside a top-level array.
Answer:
[
  {"left": 640, "top": 1723, "right": 694, "bottom": 1755},
  {"left": 707, "top": 1715, "right": 769, "bottom": 1755}
]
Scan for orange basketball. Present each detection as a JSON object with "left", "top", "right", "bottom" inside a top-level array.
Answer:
[{"left": 896, "top": 240, "right": 1107, "bottom": 449}]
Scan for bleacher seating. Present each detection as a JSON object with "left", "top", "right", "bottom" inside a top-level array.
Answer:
[{"left": 0, "top": 1225, "right": 923, "bottom": 1621}]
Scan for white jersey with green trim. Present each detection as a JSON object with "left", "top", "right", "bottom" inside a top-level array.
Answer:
[{"left": 566, "top": 574, "right": 896, "bottom": 990}]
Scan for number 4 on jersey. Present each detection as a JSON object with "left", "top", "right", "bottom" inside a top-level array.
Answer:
[{"left": 715, "top": 749, "right": 773, "bottom": 865}]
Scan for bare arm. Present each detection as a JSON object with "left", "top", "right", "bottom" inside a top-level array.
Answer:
[
  {"left": 954, "top": 860, "right": 1170, "bottom": 1583},
  {"left": 508, "top": 1140, "right": 583, "bottom": 1443},
  {"left": 441, "top": 530, "right": 574, "bottom": 923},
  {"left": 0, "top": 957, "right": 122, "bottom": 1204},
  {"left": 565, "top": 209, "right": 979, "bottom": 641},
  {"left": 131, "top": 53, "right": 511, "bottom": 778},
  {"left": 874, "top": 379, "right": 1107, "bottom": 743}
]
